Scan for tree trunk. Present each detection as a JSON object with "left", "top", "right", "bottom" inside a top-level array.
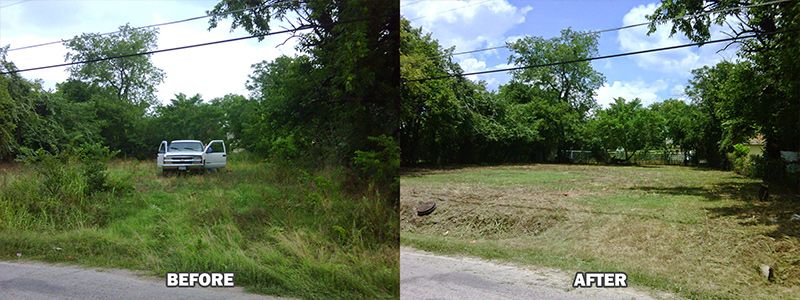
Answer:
[{"left": 763, "top": 135, "right": 784, "bottom": 185}]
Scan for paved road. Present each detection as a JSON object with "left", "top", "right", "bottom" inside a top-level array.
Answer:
[
  {"left": 401, "top": 247, "right": 674, "bottom": 300},
  {"left": 0, "top": 260, "right": 284, "bottom": 300}
]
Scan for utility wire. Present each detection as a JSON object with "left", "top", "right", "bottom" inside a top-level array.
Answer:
[
  {"left": 404, "top": 33, "right": 768, "bottom": 83},
  {"left": 1, "top": 12, "right": 387, "bottom": 75},
  {"left": 6, "top": 0, "right": 293, "bottom": 52},
  {"left": 406, "top": 0, "right": 493, "bottom": 21},
  {"left": 401, "top": 0, "right": 426, "bottom": 8},
  {"left": 1, "top": 25, "right": 316, "bottom": 75},
  {"left": 428, "top": 0, "right": 792, "bottom": 58},
  {"left": 0, "top": 0, "right": 31, "bottom": 9}
]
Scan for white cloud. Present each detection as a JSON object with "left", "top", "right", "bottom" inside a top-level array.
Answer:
[
  {"left": 602, "top": 60, "right": 613, "bottom": 70},
  {"left": 595, "top": 79, "right": 668, "bottom": 107},
  {"left": 402, "top": 0, "right": 531, "bottom": 88},
  {"left": 1, "top": 0, "right": 297, "bottom": 104},
  {"left": 505, "top": 35, "right": 526, "bottom": 44},
  {"left": 669, "top": 84, "right": 687, "bottom": 100},
  {"left": 403, "top": 0, "right": 531, "bottom": 50},
  {"left": 617, "top": 2, "right": 737, "bottom": 74},
  {"left": 458, "top": 57, "right": 487, "bottom": 81}
]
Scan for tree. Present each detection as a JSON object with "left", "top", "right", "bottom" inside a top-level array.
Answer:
[
  {"left": 210, "top": 94, "right": 256, "bottom": 151},
  {"left": 507, "top": 28, "right": 604, "bottom": 114},
  {"left": 505, "top": 28, "right": 605, "bottom": 160},
  {"left": 244, "top": 55, "right": 319, "bottom": 159},
  {"left": 64, "top": 24, "right": 164, "bottom": 108},
  {"left": 208, "top": 0, "right": 399, "bottom": 167},
  {"left": 151, "top": 93, "right": 226, "bottom": 143},
  {"left": 0, "top": 48, "right": 21, "bottom": 159},
  {"left": 62, "top": 24, "right": 166, "bottom": 158},
  {"left": 0, "top": 49, "right": 83, "bottom": 159},
  {"left": 590, "top": 98, "right": 663, "bottom": 163},
  {"left": 685, "top": 62, "right": 744, "bottom": 167},
  {"left": 400, "top": 18, "right": 476, "bottom": 165},
  {"left": 650, "top": 99, "right": 705, "bottom": 163},
  {"left": 648, "top": 0, "right": 800, "bottom": 185}
]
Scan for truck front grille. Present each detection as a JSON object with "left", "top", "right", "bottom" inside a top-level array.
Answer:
[{"left": 164, "top": 155, "right": 202, "bottom": 164}]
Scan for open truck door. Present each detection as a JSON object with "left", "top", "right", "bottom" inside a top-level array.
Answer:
[
  {"left": 203, "top": 140, "right": 227, "bottom": 169},
  {"left": 157, "top": 140, "right": 167, "bottom": 171}
]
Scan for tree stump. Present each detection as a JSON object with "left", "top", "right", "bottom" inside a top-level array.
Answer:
[{"left": 758, "top": 184, "right": 769, "bottom": 201}]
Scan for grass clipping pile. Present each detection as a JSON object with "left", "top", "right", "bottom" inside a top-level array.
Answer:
[{"left": 401, "top": 183, "right": 569, "bottom": 239}]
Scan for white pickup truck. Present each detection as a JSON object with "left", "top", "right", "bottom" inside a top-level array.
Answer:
[{"left": 156, "top": 140, "right": 227, "bottom": 173}]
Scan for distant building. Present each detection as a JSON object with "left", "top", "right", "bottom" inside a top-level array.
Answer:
[
  {"left": 741, "top": 134, "right": 800, "bottom": 174},
  {"left": 744, "top": 134, "right": 765, "bottom": 157}
]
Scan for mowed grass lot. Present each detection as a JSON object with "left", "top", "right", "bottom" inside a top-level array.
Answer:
[
  {"left": 0, "top": 154, "right": 398, "bottom": 299},
  {"left": 401, "top": 164, "right": 800, "bottom": 299}
]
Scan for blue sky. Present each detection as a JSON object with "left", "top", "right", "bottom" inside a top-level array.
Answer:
[{"left": 401, "top": 0, "right": 739, "bottom": 107}]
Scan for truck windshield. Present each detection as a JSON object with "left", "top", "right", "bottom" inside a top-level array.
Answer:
[{"left": 168, "top": 142, "right": 203, "bottom": 152}]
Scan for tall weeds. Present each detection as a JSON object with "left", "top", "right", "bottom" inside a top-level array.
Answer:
[{"left": 0, "top": 144, "right": 130, "bottom": 231}]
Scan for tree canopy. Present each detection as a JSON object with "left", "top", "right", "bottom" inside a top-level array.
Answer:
[
  {"left": 64, "top": 24, "right": 164, "bottom": 108},
  {"left": 648, "top": 0, "right": 800, "bottom": 185}
]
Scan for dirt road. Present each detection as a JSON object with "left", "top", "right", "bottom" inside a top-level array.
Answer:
[
  {"left": 0, "top": 260, "right": 284, "bottom": 300},
  {"left": 401, "top": 247, "right": 674, "bottom": 300}
]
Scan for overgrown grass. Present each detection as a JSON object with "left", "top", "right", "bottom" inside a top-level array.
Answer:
[
  {"left": 401, "top": 164, "right": 800, "bottom": 299},
  {"left": 0, "top": 153, "right": 399, "bottom": 299}
]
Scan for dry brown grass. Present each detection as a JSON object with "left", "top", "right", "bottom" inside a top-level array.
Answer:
[{"left": 401, "top": 164, "right": 800, "bottom": 299}]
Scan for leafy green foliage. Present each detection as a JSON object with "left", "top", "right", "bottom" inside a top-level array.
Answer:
[
  {"left": 74, "top": 143, "right": 118, "bottom": 194},
  {"left": 209, "top": 0, "right": 399, "bottom": 195},
  {"left": 8, "top": 144, "right": 127, "bottom": 230},
  {"left": 150, "top": 93, "right": 226, "bottom": 142},
  {"left": 649, "top": 0, "right": 800, "bottom": 186},
  {"left": 353, "top": 135, "right": 400, "bottom": 195},
  {"left": 588, "top": 98, "right": 663, "bottom": 162},
  {"left": 400, "top": 18, "right": 482, "bottom": 164},
  {"left": 649, "top": 98, "right": 705, "bottom": 163},
  {"left": 0, "top": 51, "right": 101, "bottom": 160},
  {"left": 507, "top": 28, "right": 604, "bottom": 114},
  {"left": 211, "top": 94, "right": 256, "bottom": 150},
  {"left": 401, "top": 22, "right": 604, "bottom": 165},
  {"left": 64, "top": 24, "right": 164, "bottom": 107},
  {"left": 729, "top": 144, "right": 761, "bottom": 178}
]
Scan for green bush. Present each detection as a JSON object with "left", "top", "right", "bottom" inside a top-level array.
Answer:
[
  {"left": 732, "top": 144, "right": 749, "bottom": 158},
  {"left": 353, "top": 135, "right": 399, "bottom": 195},
  {"left": 270, "top": 134, "right": 302, "bottom": 162},
  {"left": 728, "top": 144, "right": 759, "bottom": 178},
  {"left": 16, "top": 148, "right": 84, "bottom": 198},
  {"left": 3, "top": 144, "right": 121, "bottom": 230},
  {"left": 74, "top": 143, "right": 117, "bottom": 194}
]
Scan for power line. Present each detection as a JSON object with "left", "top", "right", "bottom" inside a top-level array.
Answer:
[
  {"left": 1, "top": 25, "right": 315, "bottom": 75},
  {"left": 403, "top": 33, "right": 766, "bottom": 83},
  {"left": 6, "top": 0, "right": 293, "bottom": 52},
  {"left": 401, "top": 0, "right": 426, "bottom": 8},
  {"left": 0, "top": 0, "right": 31, "bottom": 9},
  {"left": 2, "top": 13, "right": 384, "bottom": 75},
  {"left": 428, "top": 0, "right": 792, "bottom": 59},
  {"left": 406, "top": 0, "right": 493, "bottom": 22}
]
